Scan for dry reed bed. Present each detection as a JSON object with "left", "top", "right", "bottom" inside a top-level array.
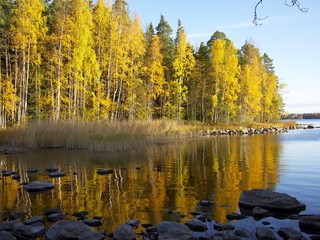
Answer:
[{"left": 0, "top": 120, "right": 296, "bottom": 152}]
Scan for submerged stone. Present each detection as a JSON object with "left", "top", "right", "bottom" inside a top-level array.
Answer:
[
  {"left": 157, "top": 221, "right": 193, "bottom": 240},
  {"left": 48, "top": 171, "right": 66, "bottom": 178},
  {"left": 299, "top": 215, "right": 320, "bottom": 234},
  {"left": 113, "top": 224, "right": 136, "bottom": 240},
  {"left": 185, "top": 218, "right": 208, "bottom": 232},
  {"left": 24, "top": 181, "right": 55, "bottom": 193}
]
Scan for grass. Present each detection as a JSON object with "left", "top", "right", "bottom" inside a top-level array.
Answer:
[{"left": 0, "top": 120, "right": 296, "bottom": 152}]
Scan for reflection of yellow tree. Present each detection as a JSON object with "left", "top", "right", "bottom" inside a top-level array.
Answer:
[{"left": 0, "top": 136, "right": 281, "bottom": 230}]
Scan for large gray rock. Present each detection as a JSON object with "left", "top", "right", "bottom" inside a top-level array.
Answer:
[
  {"left": 45, "top": 220, "right": 105, "bottom": 240},
  {"left": 113, "top": 224, "right": 136, "bottom": 240},
  {"left": 185, "top": 218, "right": 208, "bottom": 232},
  {"left": 157, "top": 221, "right": 193, "bottom": 240},
  {"left": 0, "top": 231, "right": 17, "bottom": 240},
  {"left": 12, "top": 221, "right": 46, "bottom": 239},
  {"left": 299, "top": 215, "right": 320, "bottom": 234},
  {"left": 255, "top": 227, "right": 276, "bottom": 240},
  {"left": 24, "top": 181, "right": 55, "bottom": 193},
  {"left": 278, "top": 227, "right": 303, "bottom": 240},
  {"left": 239, "top": 189, "right": 306, "bottom": 212}
]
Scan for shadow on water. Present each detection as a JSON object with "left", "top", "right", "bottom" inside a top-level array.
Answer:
[{"left": 0, "top": 134, "right": 282, "bottom": 232}]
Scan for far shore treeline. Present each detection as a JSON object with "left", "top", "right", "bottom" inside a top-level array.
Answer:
[{"left": 0, "top": 0, "right": 285, "bottom": 128}]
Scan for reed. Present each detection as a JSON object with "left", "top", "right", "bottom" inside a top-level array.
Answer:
[
  {"left": 0, "top": 120, "right": 188, "bottom": 152},
  {"left": 0, "top": 120, "right": 296, "bottom": 152}
]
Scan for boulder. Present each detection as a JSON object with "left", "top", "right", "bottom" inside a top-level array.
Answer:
[
  {"left": 113, "top": 224, "right": 136, "bottom": 240},
  {"left": 0, "top": 231, "right": 17, "bottom": 240},
  {"left": 24, "top": 181, "right": 55, "bottom": 193},
  {"left": 239, "top": 189, "right": 306, "bottom": 213},
  {"left": 255, "top": 227, "right": 276, "bottom": 240},
  {"left": 97, "top": 169, "right": 114, "bottom": 175},
  {"left": 299, "top": 215, "right": 320, "bottom": 234},
  {"left": 157, "top": 221, "right": 193, "bottom": 240},
  {"left": 48, "top": 171, "right": 66, "bottom": 178},
  {"left": 185, "top": 218, "right": 208, "bottom": 232},
  {"left": 45, "top": 220, "right": 105, "bottom": 240},
  {"left": 278, "top": 227, "right": 303, "bottom": 240},
  {"left": 253, "top": 206, "right": 273, "bottom": 218},
  {"left": 12, "top": 221, "right": 46, "bottom": 239}
]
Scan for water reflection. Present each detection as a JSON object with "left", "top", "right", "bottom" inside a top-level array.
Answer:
[{"left": 0, "top": 134, "right": 281, "bottom": 232}]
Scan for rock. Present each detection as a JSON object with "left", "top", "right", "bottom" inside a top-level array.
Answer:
[
  {"left": 24, "top": 216, "right": 44, "bottom": 225},
  {"left": 226, "top": 213, "right": 246, "bottom": 220},
  {"left": 26, "top": 169, "right": 38, "bottom": 174},
  {"left": 47, "top": 213, "right": 66, "bottom": 222},
  {"left": 24, "top": 181, "right": 55, "bottom": 193},
  {"left": 277, "top": 227, "right": 303, "bottom": 240},
  {"left": 198, "top": 200, "right": 215, "bottom": 206},
  {"left": 96, "top": 169, "right": 114, "bottom": 175},
  {"left": 141, "top": 223, "right": 154, "bottom": 228},
  {"left": 146, "top": 226, "right": 157, "bottom": 233},
  {"left": 2, "top": 170, "right": 13, "bottom": 176},
  {"left": 12, "top": 174, "right": 21, "bottom": 180},
  {"left": 299, "top": 215, "right": 320, "bottom": 234},
  {"left": 125, "top": 219, "right": 141, "bottom": 228},
  {"left": 239, "top": 189, "right": 306, "bottom": 213},
  {"left": 72, "top": 211, "right": 90, "bottom": 219},
  {"left": 83, "top": 219, "right": 102, "bottom": 227},
  {"left": 44, "top": 208, "right": 63, "bottom": 216},
  {"left": 113, "top": 224, "right": 136, "bottom": 240},
  {"left": 255, "top": 227, "right": 276, "bottom": 240},
  {"left": 185, "top": 218, "right": 208, "bottom": 232},
  {"left": 253, "top": 206, "right": 273, "bottom": 218},
  {"left": 0, "top": 221, "right": 18, "bottom": 231},
  {"left": 0, "top": 231, "right": 17, "bottom": 240},
  {"left": 45, "top": 220, "right": 105, "bottom": 240},
  {"left": 9, "top": 212, "right": 28, "bottom": 221},
  {"left": 12, "top": 221, "right": 46, "bottom": 239},
  {"left": 234, "top": 229, "right": 249, "bottom": 238},
  {"left": 46, "top": 167, "right": 59, "bottom": 172},
  {"left": 214, "top": 223, "right": 235, "bottom": 231},
  {"left": 157, "top": 221, "right": 193, "bottom": 240},
  {"left": 48, "top": 171, "right": 66, "bottom": 178}
]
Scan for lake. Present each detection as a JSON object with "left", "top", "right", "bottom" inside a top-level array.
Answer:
[{"left": 1, "top": 119, "right": 320, "bottom": 234}]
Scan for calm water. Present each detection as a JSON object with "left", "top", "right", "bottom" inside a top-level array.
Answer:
[{"left": 1, "top": 120, "right": 320, "bottom": 233}]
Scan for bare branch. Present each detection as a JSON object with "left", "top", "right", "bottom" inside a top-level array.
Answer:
[
  {"left": 253, "top": 0, "right": 308, "bottom": 26},
  {"left": 253, "top": 0, "right": 268, "bottom": 25}
]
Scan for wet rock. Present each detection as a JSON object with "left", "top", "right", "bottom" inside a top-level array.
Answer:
[
  {"left": 96, "top": 169, "right": 114, "bottom": 175},
  {"left": 48, "top": 171, "right": 66, "bottom": 178},
  {"left": 46, "top": 167, "right": 59, "bottom": 172},
  {"left": 157, "top": 221, "right": 193, "bottom": 240},
  {"left": 0, "top": 221, "right": 17, "bottom": 231},
  {"left": 12, "top": 221, "right": 46, "bottom": 239},
  {"left": 253, "top": 206, "right": 273, "bottom": 218},
  {"left": 0, "top": 231, "right": 17, "bottom": 240},
  {"left": 83, "top": 218, "right": 102, "bottom": 227},
  {"left": 45, "top": 220, "right": 105, "bottom": 240},
  {"left": 24, "top": 216, "right": 44, "bottom": 225},
  {"left": 146, "top": 226, "right": 157, "bottom": 233},
  {"left": 226, "top": 212, "right": 246, "bottom": 220},
  {"left": 24, "top": 181, "right": 55, "bottom": 193},
  {"left": 47, "top": 213, "right": 66, "bottom": 222},
  {"left": 72, "top": 211, "right": 90, "bottom": 219},
  {"left": 234, "top": 229, "right": 249, "bottom": 238},
  {"left": 125, "top": 218, "right": 141, "bottom": 228},
  {"left": 255, "top": 227, "right": 276, "bottom": 240},
  {"left": 299, "top": 215, "right": 320, "bottom": 234},
  {"left": 26, "top": 169, "right": 38, "bottom": 174},
  {"left": 277, "top": 226, "right": 303, "bottom": 240},
  {"left": 198, "top": 200, "right": 215, "bottom": 206},
  {"left": 2, "top": 170, "right": 13, "bottom": 176},
  {"left": 113, "top": 224, "right": 136, "bottom": 240},
  {"left": 12, "top": 174, "right": 21, "bottom": 180},
  {"left": 44, "top": 208, "right": 63, "bottom": 216},
  {"left": 9, "top": 212, "right": 28, "bottom": 221},
  {"left": 185, "top": 218, "right": 208, "bottom": 232},
  {"left": 239, "top": 189, "right": 306, "bottom": 213},
  {"left": 214, "top": 223, "right": 235, "bottom": 231},
  {"left": 141, "top": 223, "right": 154, "bottom": 228}
]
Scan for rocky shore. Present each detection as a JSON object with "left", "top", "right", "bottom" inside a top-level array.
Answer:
[{"left": 1, "top": 185, "right": 320, "bottom": 240}]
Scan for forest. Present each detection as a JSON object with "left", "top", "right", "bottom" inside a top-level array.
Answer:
[{"left": 0, "top": 0, "right": 285, "bottom": 128}]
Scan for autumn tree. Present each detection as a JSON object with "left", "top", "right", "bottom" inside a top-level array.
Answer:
[{"left": 210, "top": 38, "right": 240, "bottom": 123}]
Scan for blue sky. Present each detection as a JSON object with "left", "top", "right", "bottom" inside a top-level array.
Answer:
[{"left": 124, "top": 0, "right": 320, "bottom": 114}]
